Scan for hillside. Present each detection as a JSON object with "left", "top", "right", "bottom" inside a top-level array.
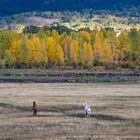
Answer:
[{"left": 0, "top": 0, "right": 140, "bottom": 16}]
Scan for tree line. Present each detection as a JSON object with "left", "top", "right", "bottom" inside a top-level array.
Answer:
[{"left": 0, "top": 28, "right": 140, "bottom": 69}]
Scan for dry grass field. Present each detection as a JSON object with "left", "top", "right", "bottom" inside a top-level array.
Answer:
[{"left": 0, "top": 83, "right": 140, "bottom": 140}]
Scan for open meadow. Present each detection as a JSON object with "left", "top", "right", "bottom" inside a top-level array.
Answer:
[{"left": 0, "top": 83, "right": 140, "bottom": 140}]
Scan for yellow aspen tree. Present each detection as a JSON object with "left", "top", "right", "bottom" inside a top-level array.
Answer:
[
  {"left": 10, "top": 39, "right": 21, "bottom": 63},
  {"left": 83, "top": 43, "right": 94, "bottom": 66},
  {"left": 29, "top": 35, "right": 41, "bottom": 65},
  {"left": 61, "top": 35, "right": 71, "bottom": 65},
  {"left": 80, "top": 31, "right": 91, "bottom": 42},
  {"left": 56, "top": 44, "right": 64, "bottom": 65},
  {"left": 106, "top": 30, "right": 120, "bottom": 63},
  {"left": 45, "top": 37, "right": 57, "bottom": 65},
  {"left": 61, "top": 38, "right": 68, "bottom": 58},
  {"left": 118, "top": 32, "right": 131, "bottom": 61},
  {"left": 39, "top": 40, "right": 48, "bottom": 66},
  {"left": 65, "top": 36, "right": 71, "bottom": 59},
  {"left": 102, "top": 39, "right": 113, "bottom": 64},
  {"left": 70, "top": 40, "right": 79, "bottom": 65},
  {"left": 19, "top": 36, "right": 30, "bottom": 65},
  {"left": 77, "top": 47, "right": 84, "bottom": 66},
  {"left": 5, "top": 50, "right": 14, "bottom": 65},
  {"left": 93, "top": 31, "right": 104, "bottom": 62},
  {"left": 52, "top": 30, "right": 59, "bottom": 42}
]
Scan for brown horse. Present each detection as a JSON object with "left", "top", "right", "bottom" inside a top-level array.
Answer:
[{"left": 32, "top": 101, "right": 38, "bottom": 116}]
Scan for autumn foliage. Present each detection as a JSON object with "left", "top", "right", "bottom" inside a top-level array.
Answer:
[{"left": 0, "top": 28, "right": 140, "bottom": 69}]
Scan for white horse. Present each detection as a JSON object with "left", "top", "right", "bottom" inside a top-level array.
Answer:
[{"left": 84, "top": 103, "right": 91, "bottom": 118}]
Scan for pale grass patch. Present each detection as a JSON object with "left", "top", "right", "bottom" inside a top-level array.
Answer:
[{"left": 0, "top": 83, "right": 139, "bottom": 140}]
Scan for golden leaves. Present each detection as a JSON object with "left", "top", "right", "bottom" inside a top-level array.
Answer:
[
  {"left": 70, "top": 40, "right": 79, "bottom": 65},
  {"left": 83, "top": 43, "right": 93, "bottom": 65}
]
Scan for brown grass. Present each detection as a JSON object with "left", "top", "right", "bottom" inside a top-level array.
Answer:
[{"left": 0, "top": 83, "right": 140, "bottom": 140}]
